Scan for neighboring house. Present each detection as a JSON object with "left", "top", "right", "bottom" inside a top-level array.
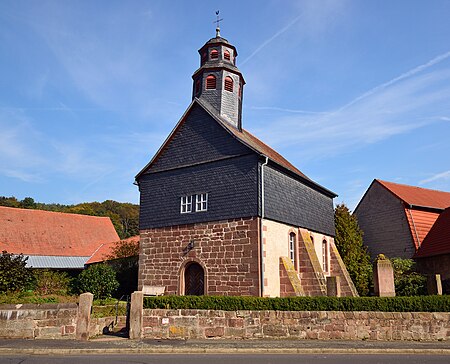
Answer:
[
  {"left": 85, "top": 235, "right": 140, "bottom": 265},
  {"left": 135, "top": 29, "right": 357, "bottom": 297},
  {"left": 0, "top": 206, "right": 120, "bottom": 271},
  {"left": 414, "top": 207, "right": 450, "bottom": 286},
  {"left": 354, "top": 179, "right": 450, "bottom": 260}
]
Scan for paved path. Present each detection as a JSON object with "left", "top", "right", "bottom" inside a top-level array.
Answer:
[{"left": 0, "top": 337, "right": 449, "bottom": 355}]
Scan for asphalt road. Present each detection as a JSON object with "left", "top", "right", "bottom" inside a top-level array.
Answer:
[{"left": 1, "top": 354, "right": 450, "bottom": 364}]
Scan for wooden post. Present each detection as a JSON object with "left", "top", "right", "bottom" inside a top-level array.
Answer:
[{"left": 76, "top": 292, "right": 93, "bottom": 340}]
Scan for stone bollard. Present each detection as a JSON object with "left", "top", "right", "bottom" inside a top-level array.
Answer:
[
  {"left": 373, "top": 256, "right": 395, "bottom": 297},
  {"left": 427, "top": 274, "right": 442, "bottom": 295},
  {"left": 326, "top": 276, "right": 341, "bottom": 297},
  {"left": 129, "top": 291, "right": 144, "bottom": 340},
  {"left": 76, "top": 292, "right": 94, "bottom": 340}
]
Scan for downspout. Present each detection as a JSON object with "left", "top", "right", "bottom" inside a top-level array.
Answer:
[
  {"left": 260, "top": 156, "right": 269, "bottom": 297},
  {"left": 407, "top": 205, "right": 421, "bottom": 248}
]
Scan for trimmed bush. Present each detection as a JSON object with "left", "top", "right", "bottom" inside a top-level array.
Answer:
[
  {"left": 144, "top": 295, "right": 450, "bottom": 312},
  {"left": 77, "top": 264, "right": 119, "bottom": 299}
]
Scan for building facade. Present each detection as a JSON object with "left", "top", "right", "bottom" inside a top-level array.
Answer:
[{"left": 136, "top": 29, "right": 357, "bottom": 297}]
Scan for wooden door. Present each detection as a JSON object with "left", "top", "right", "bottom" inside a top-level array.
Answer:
[{"left": 184, "top": 263, "right": 204, "bottom": 296}]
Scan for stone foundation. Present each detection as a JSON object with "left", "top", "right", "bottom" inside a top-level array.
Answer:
[
  {"left": 139, "top": 217, "right": 260, "bottom": 296},
  {"left": 142, "top": 309, "right": 450, "bottom": 341}
]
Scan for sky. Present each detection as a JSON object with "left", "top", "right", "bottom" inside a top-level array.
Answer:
[{"left": 1, "top": 0, "right": 450, "bottom": 210}]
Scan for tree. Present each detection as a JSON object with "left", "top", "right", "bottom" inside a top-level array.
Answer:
[
  {"left": 77, "top": 264, "right": 119, "bottom": 299},
  {"left": 106, "top": 238, "right": 139, "bottom": 260},
  {"left": 0, "top": 251, "right": 34, "bottom": 292},
  {"left": 334, "top": 203, "right": 372, "bottom": 296},
  {"left": 391, "top": 258, "right": 427, "bottom": 296}
]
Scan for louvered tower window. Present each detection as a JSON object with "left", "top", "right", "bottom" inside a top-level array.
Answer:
[
  {"left": 224, "top": 76, "right": 233, "bottom": 92},
  {"left": 210, "top": 49, "right": 218, "bottom": 59},
  {"left": 205, "top": 75, "right": 216, "bottom": 89},
  {"left": 224, "top": 50, "right": 231, "bottom": 60}
]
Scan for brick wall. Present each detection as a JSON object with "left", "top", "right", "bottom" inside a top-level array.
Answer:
[
  {"left": 142, "top": 309, "right": 450, "bottom": 341},
  {"left": 139, "top": 217, "right": 260, "bottom": 296},
  {"left": 0, "top": 303, "right": 77, "bottom": 339}
]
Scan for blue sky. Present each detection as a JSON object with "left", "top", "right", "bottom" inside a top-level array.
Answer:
[{"left": 1, "top": 0, "right": 450, "bottom": 210}]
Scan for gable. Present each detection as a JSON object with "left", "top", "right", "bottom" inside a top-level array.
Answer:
[
  {"left": 415, "top": 207, "right": 450, "bottom": 258},
  {"left": 141, "top": 102, "right": 253, "bottom": 175}
]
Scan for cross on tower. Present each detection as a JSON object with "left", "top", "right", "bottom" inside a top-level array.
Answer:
[{"left": 214, "top": 10, "right": 223, "bottom": 36}]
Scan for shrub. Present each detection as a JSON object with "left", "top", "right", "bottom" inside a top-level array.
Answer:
[
  {"left": 33, "top": 270, "right": 72, "bottom": 295},
  {"left": 0, "top": 250, "right": 34, "bottom": 293},
  {"left": 76, "top": 264, "right": 119, "bottom": 299},
  {"left": 391, "top": 258, "right": 427, "bottom": 296},
  {"left": 144, "top": 295, "right": 450, "bottom": 312}
]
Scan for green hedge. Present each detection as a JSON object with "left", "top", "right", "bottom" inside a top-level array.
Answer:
[{"left": 144, "top": 295, "right": 450, "bottom": 312}]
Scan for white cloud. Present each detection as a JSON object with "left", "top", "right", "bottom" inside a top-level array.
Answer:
[
  {"left": 420, "top": 170, "right": 450, "bottom": 185},
  {"left": 249, "top": 54, "right": 450, "bottom": 161}
]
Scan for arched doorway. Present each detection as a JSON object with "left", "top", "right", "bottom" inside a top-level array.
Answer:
[{"left": 184, "top": 262, "right": 205, "bottom": 296}]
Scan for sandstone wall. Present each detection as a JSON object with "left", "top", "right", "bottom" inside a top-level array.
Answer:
[
  {"left": 0, "top": 303, "right": 77, "bottom": 339},
  {"left": 142, "top": 309, "right": 450, "bottom": 341}
]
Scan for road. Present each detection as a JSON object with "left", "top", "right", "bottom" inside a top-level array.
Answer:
[{"left": 1, "top": 354, "right": 449, "bottom": 364}]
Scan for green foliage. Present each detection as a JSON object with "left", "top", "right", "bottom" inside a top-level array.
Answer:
[
  {"left": 334, "top": 204, "right": 372, "bottom": 296},
  {"left": 33, "top": 270, "right": 72, "bottom": 295},
  {"left": 106, "top": 239, "right": 139, "bottom": 260},
  {"left": 144, "top": 295, "right": 450, "bottom": 312},
  {"left": 76, "top": 264, "right": 119, "bottom": 299},
  {"left": 391, "top": 258, "right": 427, "bottom": 296},
  {"left": 0, "top": 251, "right": 34, "bottom": 293},
  {"left": 0, "top": 196, "right": 139, "bottom": 239},
  {"left": 0, "top": 291, "right": 79, "bottom": 304}
]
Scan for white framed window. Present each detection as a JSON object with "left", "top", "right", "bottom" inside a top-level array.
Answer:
[
  {"left": 180, "top": 195, "right": 192, "bottom": 214},
  {"left": 289, "top": 233, "right": 296, "bottom": 266},
  {"left": 196, "top": 193, "right": 208, "bottom": 212},
  {"left": 322, "top": 239, "right": 328, "bottom": 273}
]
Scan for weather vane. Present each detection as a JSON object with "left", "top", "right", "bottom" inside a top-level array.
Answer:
[{"left": 214, "top": 10, "right": 223, "bottom": 36}]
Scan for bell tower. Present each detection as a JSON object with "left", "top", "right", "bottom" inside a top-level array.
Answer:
[{"left": 192, "top": 24, "right": 245, "bottom": 130}]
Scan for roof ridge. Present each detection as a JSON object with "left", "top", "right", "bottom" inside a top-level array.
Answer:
[
  {"left": 377, "top": 179, "right": 450, "bottom": 195},
  {"left": 0, "top": 205, "right": 112, "bottom": 219}
]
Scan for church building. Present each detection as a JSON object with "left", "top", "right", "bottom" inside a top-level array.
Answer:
[{"left": 135, "top": 28, "right": 357, "bottom": 297}]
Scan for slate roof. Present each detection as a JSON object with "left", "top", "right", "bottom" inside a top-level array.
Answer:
[
  {"left": 136, "top": 98, "right": 336, "bottom": 198},
  {"left": 86, "top": 235, "right": 139, "bottom": 265},
  {"left": 415, "top": 207, "right": 450, "bottom": 258},
  {"left": 0, "top": 206, "right": 120, "bottom": 258},
  {"left": 377, "top": 179, "right": 450, "bottom": 210}
]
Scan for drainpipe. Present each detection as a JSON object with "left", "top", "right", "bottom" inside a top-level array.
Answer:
[{"left": 260, "top": 156, "right": 269, "bottom": 297}]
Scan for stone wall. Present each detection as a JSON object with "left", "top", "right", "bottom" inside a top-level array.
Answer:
[
  {"left": 141, "top": 309, "right": 449, "bottom": 341},
  {"left": 0, "top": 303, "right": 77, "bottom": 339},
  {"left": 139, "top": 217, "right": 260, "bottom": 296}
]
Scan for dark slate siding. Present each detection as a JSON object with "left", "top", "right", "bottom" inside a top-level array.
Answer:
[
  {"left": 354, "top": 181, "right": 414, "bottom": 259},
  {"left": 263, "top": 165, "right": 335, "bottom": 236},
  {"left": 139, "top": 154, "right": 259, "bottom": 229},
  {"left": 149, "top": 103, "right": 251, "bottom": 173}
]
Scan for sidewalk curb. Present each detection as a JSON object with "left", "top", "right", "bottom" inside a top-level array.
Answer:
[{"left": 1, "top": 347, "right": 449, "bottom": 355}]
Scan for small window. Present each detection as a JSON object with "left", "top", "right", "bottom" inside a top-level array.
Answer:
[
  {"left": 224, "top": 50, "right": 231, "bottom": 60},
  {"left": 289, "top": 233, "right": 296, "bottom": 266},
  {"left": 180, "top": 195, "right": 192, "bottom": 214},
  {"left": 322, "top": 239, "right": 328, "bottom": 272},
  {"left": 224, "top": 76, "right": 233, "bottom": 92},
  {"left": 206, "top": 75, "right": 216, "bottom": 89},
  {"left": 210, "top": 49, "right": 218, "bottom": 59},
  {"left": 196, "top": 193, "right": 208, "bottom": 212}
]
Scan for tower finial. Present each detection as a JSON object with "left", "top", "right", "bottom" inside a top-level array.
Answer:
[{"left": 214, "top": 10, "right": 223, "bottom": 37}]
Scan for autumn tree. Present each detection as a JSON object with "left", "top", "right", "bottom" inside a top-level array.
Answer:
[{"left": 334, "top": 203, "right": 372, "bottom": 296}]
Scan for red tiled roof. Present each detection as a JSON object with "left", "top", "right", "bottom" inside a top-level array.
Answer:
[
  {"left": 0, "top": 206, "right": 120, "bottom": 257},
  {"left": 405, "top": 208, "right": 440, "bottom": 250},
  {"left": 86, "top": 236, "right": 139, "bottom": 264},
  {"left": 415, "top": 207, "right": 450, "bottom": 258},
  {"left": 377, "top": 180, "right": 450, "bottom": 209}
]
